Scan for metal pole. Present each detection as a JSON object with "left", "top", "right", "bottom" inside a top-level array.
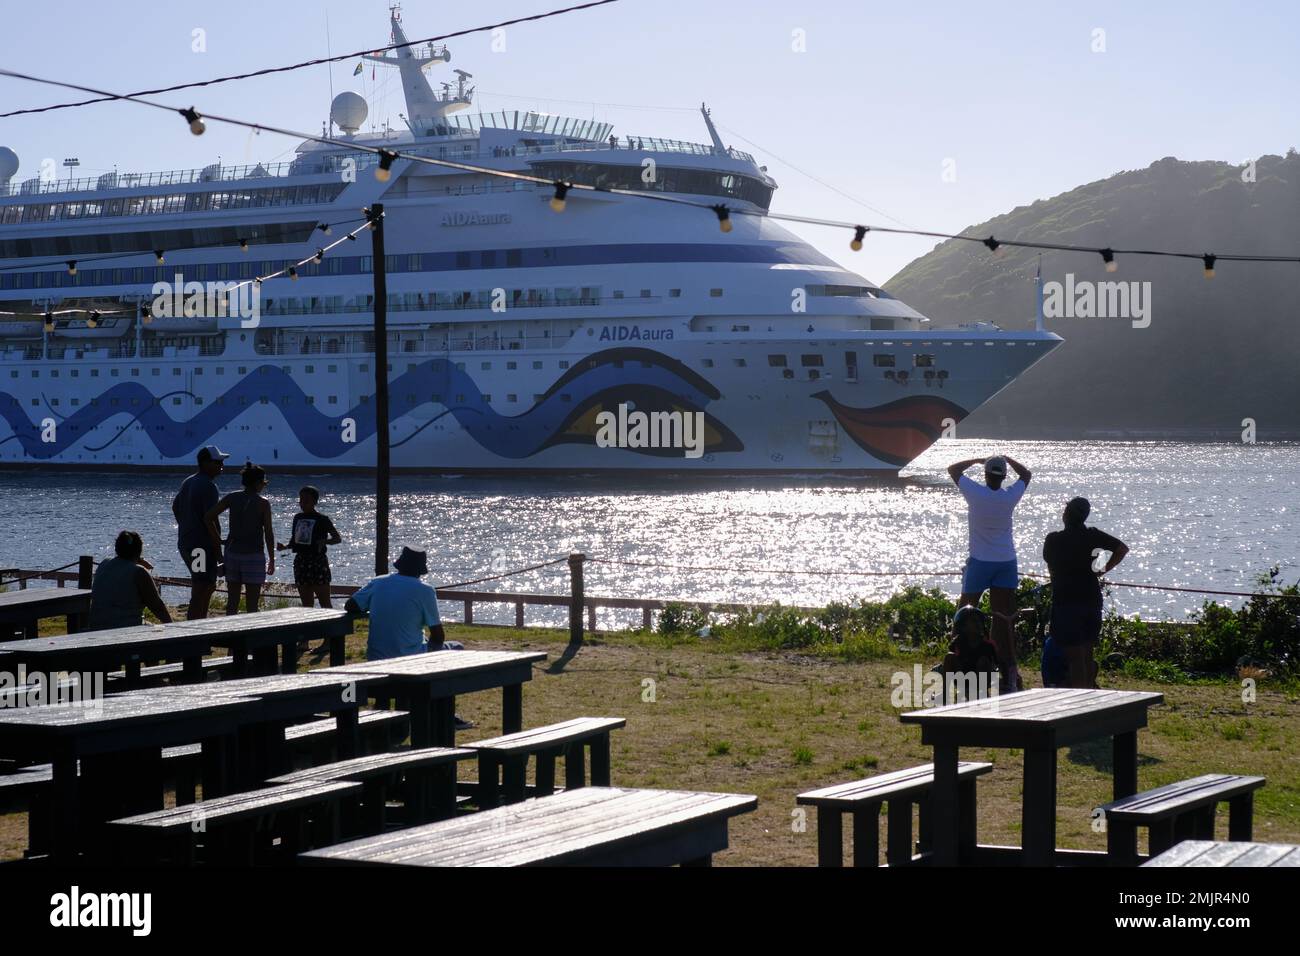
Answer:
[{"left": 369, "top": 204, "right": 390, "bottom": 576}]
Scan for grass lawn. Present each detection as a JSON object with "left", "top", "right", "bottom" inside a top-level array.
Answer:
[{"left": 2, "top": 615, "right": 1297, "bottom": 865}]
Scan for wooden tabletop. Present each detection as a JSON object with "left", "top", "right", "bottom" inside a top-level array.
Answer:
[
  {"left": 299, "top": 786, "right": 758, "bottom": 867},
  {"left": 0, "top": 588, "right": 92, "bottom": 612},
  {"left": 177, "top": 607, "right": 354, "bottom": 637},
  {"left": 0, "top": 691, "right": 253, "bottom": 735},
  {"left": 1143, "top": 840, "right": 1300, "bottom": 867},
  {"left": 113, "top": 670, "right": 384, "bottom": 700},
  {"left": 0, "top": 622, "right": 213, "bottom": 667},
  {"left": 901, "top": 688, "right": 1164, "bottom": 748},
  {"left": 330, "top": 649, "right": 547, "bottom": 678}
]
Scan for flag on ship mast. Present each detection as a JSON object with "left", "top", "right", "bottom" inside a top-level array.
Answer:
[{"left": 353, "top": 62, "right": 363, "bottom": 76}]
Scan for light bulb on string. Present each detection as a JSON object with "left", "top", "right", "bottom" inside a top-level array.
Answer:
[
  {"left": 983, "top": 237, "right": 1002, "bottom": 257},
  {"left": 712, "top": 205, "right": 732, "bottom": 233},
  {"left": 374, "top": 149, "right": 396, "bottom": 182},
  {"left": 180, "top": 107, "right": 205, "bottom": 135},
  {"left": 67, "top": 261, "right": 77, "bottom": 276},
  {"left": 314, "top": 249, "right": 325, "bottom": 263},
  {"left": 851, "top": 226, "right": 868, "bottom": 252},
  {"left": 86, "top": 310, "right": 99, "bottom": 330},
  {"left": 154, "top": 250, "right": 165, "bottom": 265},
  {"left": 288, "top": 267, "right": 299, "bottom": 281},
  {"left": 1203, "top": 254, "right": 1216, "bottom": 279},
  {"left": 1101, "top": 248, "right": 1117, "bottom": 273},
  {"left": 550, "top": 181, "right": 569, "bottom": 213},
  {"left": 140, "top": 304, "right": 153, "bottom": 325},
  {"left": 318, "top": 223, "right": 332, "bottom": 236},
  {"left": 43, "top": 312, "right": 54, "bottom": 333},
  {"left": 239, "top": 238, "right": 249, "bottom": 253}
]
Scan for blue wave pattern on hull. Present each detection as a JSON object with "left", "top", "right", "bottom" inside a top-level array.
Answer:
[{"left": 0, "top": 348, "right": 725, "bottom": 462}]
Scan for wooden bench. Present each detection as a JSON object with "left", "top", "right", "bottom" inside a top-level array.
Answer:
[
  {"left": 107, "top": 779, "right": 364, "bottom": 865},
  {"left": 301, "top": 786, "right": 758, "bottom": 867},
  {"left": 284, "top": 708, "right": 410, "bottom": 763},
  {"left": 797, "top": 762, "right": 993, "bottom": 866},
  {"left": 1101, "top": 773, "right": 1266, "bottom": 866},
  {"left": 267, "top": 747, "right": 473, "bottom": 833},
  {"left": 106, "top": 656, "right": 237, "bottom": 687},
  {"left": 465, "top": 717, "right": 625, "bottom": 809}
]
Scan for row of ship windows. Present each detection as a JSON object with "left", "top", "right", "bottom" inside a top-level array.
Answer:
[
  {"left": 0, "top": 184, "right": 346, "bottom": 224},
  {"left": 12, "top": 359, "right": 585, "bottom": 378},
  {"left": 17, "top": 393, "right": 577, "bottom": 409}
]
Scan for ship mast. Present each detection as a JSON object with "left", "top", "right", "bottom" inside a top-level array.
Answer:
[{"left": 362, "top": 5, "right": 470, "bottom": 135}]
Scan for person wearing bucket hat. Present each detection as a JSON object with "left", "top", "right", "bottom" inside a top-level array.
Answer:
[
  {"left": 948, "top": 452, "right": 1033, "bottom": 692},
  {"left": 1043, "top": 497, "right": 1129, "bottom": 688},
  {"left": 345, "top": 547, "right": 472, "bottom": 729}
]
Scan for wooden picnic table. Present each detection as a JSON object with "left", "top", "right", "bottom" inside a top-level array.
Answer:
[
  {"left": 0, "top": 588, "right": 92, "bottom": 640},
  {"left": 176, "top": 607, "right": 356, "bottom": 674},
  {"left": 300, "top": 786, "right": 758, "bottom": 867},
  {"left": 117, "top": 671, "right": 388, "bottom": 785},
  {"left": 1143, "top": 840, "right": 1300, "bottom": 867},
  {"left": 0, "top": 622, "right": 214, "bottom": 689},
  {"left": 0, "top": 692, "right": 256, "bottom": 861},
  {"left": 329, "top": 649, "right": 547, "bottom": 747},
  {"left": 901, "top": 688, "right": 1164, "bottom": 866}
]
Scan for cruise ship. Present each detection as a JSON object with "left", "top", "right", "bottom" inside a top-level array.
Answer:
[{"left": 0, "top": 8, "right": 1061, "bottom": 474}]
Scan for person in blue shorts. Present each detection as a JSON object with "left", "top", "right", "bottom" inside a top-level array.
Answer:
[{"left": 948, "top": 453, "right": 1032, "bottom": 692}]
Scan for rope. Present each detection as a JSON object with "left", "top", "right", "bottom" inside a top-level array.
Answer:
[
  {"left": 0, "top": 560, "right": 82, "bottom": 588},
  {"left": 436, "top": 557, "right": 571, "bottom": 591}
]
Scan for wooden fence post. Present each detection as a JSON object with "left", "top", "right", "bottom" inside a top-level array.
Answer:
[
  {"left": 77, "top": 556, "right": 94, "bottom": 590},
  {"left": 568, "top": 553, "right": 585, "bottom": 645}
]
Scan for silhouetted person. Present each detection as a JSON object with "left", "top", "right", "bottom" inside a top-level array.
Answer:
[
  {"left": 88, "top": 531, "right": 172, "bottom": 630},
  {"left": 172, "top": 445, "right": 228, "bottom": 619},
  {"left": 206, "top": 461, "right": 275, "bottom": 614},
  {"left": 277, "top": 485, "right": 342, "bottom": 609},
  {"left": 948, "top": 454, "right": 1032, "bottom": 692},
  {"left": 1042, "top": 497, "right": 1128, "bottom": 688},
  {"left": 938, "top": 604, "right": 1001, "bottom": 701}
]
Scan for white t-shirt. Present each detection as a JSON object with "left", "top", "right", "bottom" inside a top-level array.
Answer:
[{"left": 958, "top": 474, "right": 1026, "bottom": 562}]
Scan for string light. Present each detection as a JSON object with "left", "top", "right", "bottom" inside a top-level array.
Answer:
[
  {"left": 983, "top": 237, "right": 1002, "bottom": 256},
  {"left": 1101, "top": 248, "right": 1117, "bottom": 273},
  {"left": 180, "top": 106, "right": 205, "bottom": 135},
  {"left": 238, "top": 238, "right": 249, "bottom": 253},
  {"left": 712, "top": 204, "right": 732, "bottom": 233},
  {"left": 850, "top": 225, "right": 868, "bottom": 252},
  {"left": 288, "top": 266, "right": 299, "bottom": 280},
  {"left": 1203, "top": 254, "right": 1216, "bottom": 279},
  {"left": 66, "top": 261, "right": 77, "bottom": 276},
  {"left": 314, "top": 248, "right": 325, "bottom": 263},
  {"left": 43, "top": 312, "right": 53, "bottom": 333},
  {"left": 154, "top": 249, "right": 165, "bottom": 265},
  {"left": 318, "top": 223, "right": 332, "bottom": 236},
  {"left": 86, "top": 310, "right": 99, "bottom": 329},
  {"left": 374, "top": 149, "right": 397, "bottom": 182},
  {"left": 140, "top": 303, "right": 152, "bottom": 324},
  {"left": 550, "top": 181, "right": 569, "bottom": 213}
]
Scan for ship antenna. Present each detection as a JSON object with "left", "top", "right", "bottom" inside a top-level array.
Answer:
[{"left": 1034, "top": 253, "right": 1045, "bottom": 332}]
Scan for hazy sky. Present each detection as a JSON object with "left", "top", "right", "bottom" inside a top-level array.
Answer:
[{"left": 1, "top": 0, "right": 1294, "bottom": 283}]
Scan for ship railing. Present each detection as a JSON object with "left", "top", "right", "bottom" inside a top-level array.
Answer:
[
  {"left": 256, "top": 295, "right": 644, "bottom": 319},
  {"left": 0, "top": 161, "right": 316, "bottom": 199}
]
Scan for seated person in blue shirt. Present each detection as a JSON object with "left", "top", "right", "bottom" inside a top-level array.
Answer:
[
  {"left": 344, "top": 546, "right": 471, "bottom": 728},
  {"left": 344, "top": 546, "right": 462, "bottom": 658}
]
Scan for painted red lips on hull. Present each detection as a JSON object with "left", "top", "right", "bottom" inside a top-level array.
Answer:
[{"left": 812, "top": 391, "right": 969, "bottom": 467}]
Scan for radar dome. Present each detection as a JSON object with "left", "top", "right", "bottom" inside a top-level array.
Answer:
[
  {"left": 330, "top": 92, "right": 369, "bottom": 136},
  {"left": 0, "top": 147, "right": 19, "bottom": 186}
]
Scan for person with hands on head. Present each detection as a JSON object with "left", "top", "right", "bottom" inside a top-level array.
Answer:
[{"left": 948, "top": 453, "right": 1032, "bottom": 693}]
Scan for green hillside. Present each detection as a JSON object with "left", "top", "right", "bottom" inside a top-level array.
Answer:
[{"left": 885, "top": 151, "right": 1300, "bottom": 438}]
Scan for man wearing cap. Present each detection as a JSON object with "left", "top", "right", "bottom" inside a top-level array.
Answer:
[
  {"left": 948, "top": 453, "right": 1032, "bottom": 691},
  {"left": 1043, "top": 497, "right": 1129, "bottom": 688},
  {"left": 171, "top": 445, "right": 229, "bottom": 619}
]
